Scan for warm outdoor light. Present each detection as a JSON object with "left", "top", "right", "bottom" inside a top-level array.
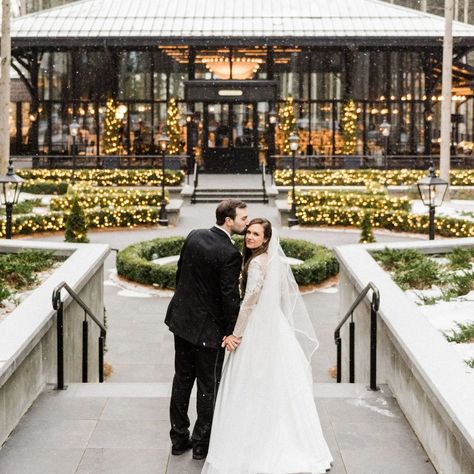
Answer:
[
  {"left": 416, "top": 163, "right": 449, "bottom": 240},
  {"left": 288, "top": 132, "right": 300, "bottom": 228},
  {"left": 158, "top": 133, "right": 170, "bottom": 227},
  {"left": 379, "top": 119, "right": 391, "bottom": 175},
  {"left": 269, "top": 109, "right": 278, "bottom": 125},
  {"left": 0, "top": 160, "right": 24, "bottom": 239},
  {"left": 69, "top": 118, "right": 80, "bottom": 184}
]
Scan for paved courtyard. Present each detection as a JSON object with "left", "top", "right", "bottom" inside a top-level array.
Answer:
[{"left": 0, "top": 186, "right": 437, "bottom": 473}]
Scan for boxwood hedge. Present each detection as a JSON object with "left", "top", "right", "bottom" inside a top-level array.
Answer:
[{"left": 116, "top": 236, "right": 339, "bottom": 289}]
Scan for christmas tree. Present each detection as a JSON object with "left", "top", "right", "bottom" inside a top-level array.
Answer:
[
  {"left": 359, "top": 212, "right": 375, "bottom": 244},
  {"left": 341, "top": 99, "right": 358, "bottom": 155},
  {"left": 64, "top": 196, "right": 89, "bottom": 243},
  {"left": 279, "top": 95, "right": 297, "bottom": 155},
  {"left": 166, "top": 97, "right": 181, "bottom": 155},
  {"left": 103, "top": 98, "right": 120, "bottom": 155}
]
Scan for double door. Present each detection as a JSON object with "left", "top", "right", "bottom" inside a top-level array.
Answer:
[{"left": 203, "top": 103, "right": 259, "bottom": 173}]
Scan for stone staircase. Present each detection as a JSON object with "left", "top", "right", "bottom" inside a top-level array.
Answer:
[
  {"left": 191, "top": 187, "right": 270, "bottom": 203},
  {"left": 0, "top": 381, "right": 436, "bottom": 474}
]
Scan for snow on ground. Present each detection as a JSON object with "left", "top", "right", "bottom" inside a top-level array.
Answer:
[{"left": 411, "top": 199, "right": 474, "bottom": 222}]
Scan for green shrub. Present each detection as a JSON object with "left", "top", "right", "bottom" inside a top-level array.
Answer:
[
  {"left": 444, "top": 321, "right": 474, "bottom": 343},
  {"left": 116, "top": 236, "right": 339, "bottom": 289},
  {"left": 21, "top": 180, "right": 69, "bottom": 195},
  {"left": 64, "top": 196, "right": 89, "bottom": 243},
  {"left": 0, "top": 283, "right": 11, "bottom": 307},
  {"left": 465, "top": 358, "right": 474, "bottom": 369},
  {"left": 446, "top": 247, "right": 474, "bottom": 270},
  {"left": 359, "top": 213, "right": 375, "bottom": 244},
  {"left": 0, "top": 199, "right": 42, "bottom": 215}
]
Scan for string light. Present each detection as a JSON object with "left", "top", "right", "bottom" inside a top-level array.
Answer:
[{"left": 341, "top": 99, "right": 358, "bottom": 155}]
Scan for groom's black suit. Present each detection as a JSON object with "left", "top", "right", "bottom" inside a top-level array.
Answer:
[{"left": 165, "top": 227, "right": 241, "bottom": 452}]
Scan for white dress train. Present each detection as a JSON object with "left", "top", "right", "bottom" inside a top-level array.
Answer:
[{"left": 202, "top": 253, "right": 333, "bottom": 474}]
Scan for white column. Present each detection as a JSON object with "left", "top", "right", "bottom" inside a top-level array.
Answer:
[
  {"left": 440, "top": 0, "right": 454, "bottom": 187},
  {"left": 0, "top": 0, "right": 11, "bottom": 175},
  {"left": 464, "top": 0, "right": 469, "bottom": 23}
]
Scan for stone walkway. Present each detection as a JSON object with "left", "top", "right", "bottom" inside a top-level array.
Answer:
[{"left": 0, "top": 192, "right": 437, "bottom": 473}]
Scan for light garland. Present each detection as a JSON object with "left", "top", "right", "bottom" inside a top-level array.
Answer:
[
  {"left": 166, "top": 98, "right": 182, "bottom": 155},
  {"left": 341, "top": 99, "right": 358, "bottom": 155},
  {"left": 278, "top": 95, "right": 297, "bottom": 155},
  {"left": 103, "top": 98, "right": 121, "bottom": 155}
]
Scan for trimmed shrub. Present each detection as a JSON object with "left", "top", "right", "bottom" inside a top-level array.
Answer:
[
  {"left": 116, "top": 236, "right": 339, "bottom": 289},
  {"left": 22, "top": 180, "right": 69, "bottom": 195},
  {"left": 359, "top": 213, "right": 375, "bottom": 244},
  {"left": 64, "top": 196, "right": 89, "bottom": 243}
]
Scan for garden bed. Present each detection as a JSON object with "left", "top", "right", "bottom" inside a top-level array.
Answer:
[
  {"left": 0, "top": 250, "right": 65, "bottom": 319},
  {"left": 372, "top": 247, "right": 474, "bottom": 370},
  {"left": 116, "top": 236, "right": 339, "bottom": 289}
]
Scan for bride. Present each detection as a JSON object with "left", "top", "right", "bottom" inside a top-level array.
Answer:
[{"left": 202, "top": 218, "right": 333, "bottom": 474}]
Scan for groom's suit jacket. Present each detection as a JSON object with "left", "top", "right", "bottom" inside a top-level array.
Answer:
[{"left": 165, "top": 227, "right": 242, "bottom": 349}]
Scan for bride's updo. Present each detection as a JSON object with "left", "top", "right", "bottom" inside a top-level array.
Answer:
[{"left": 241, "top": 218, "right": 272, "bottom": 296}]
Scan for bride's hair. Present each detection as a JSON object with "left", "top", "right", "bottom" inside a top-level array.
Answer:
[{"left": 241, "top": 218, "right": 272, "bottom": 296}]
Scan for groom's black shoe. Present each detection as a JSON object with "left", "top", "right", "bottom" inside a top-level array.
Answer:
[
  {"left": 171, "top": 439, "right": 193, "bottom": 456},
  {"left": 192, "top": 445, "right": 208, "bottom": 460}
]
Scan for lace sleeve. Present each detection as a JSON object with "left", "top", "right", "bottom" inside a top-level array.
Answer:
[{"left": 232, "top": 256, "right": 267, "bottom": 338}]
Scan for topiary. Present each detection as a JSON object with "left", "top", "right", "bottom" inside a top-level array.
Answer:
[
  {"left": 64, "top": 196, "right": 89, "bottom": 243},
  {"left": 359, "top": 213, "right": 375, "bottom": 244}
]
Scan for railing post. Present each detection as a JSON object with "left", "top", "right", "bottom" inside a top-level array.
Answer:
[
  {"left": 82, "top": 318, "right": 89, "bottom": 383},
  {"left": 336, "top": 334, "right": 342, "bottom": 383},
  {"left": 98, "top": 335, "right": 105, "bottom": 383},
  {"left": 369, "top": 295, "right": 379, "bottom": 391},
  {"left": 349, "top": 319, "right": 355, "bottom": 383},
  {"left": 56, "top": 300, "right": 65, "bottom": 390}
]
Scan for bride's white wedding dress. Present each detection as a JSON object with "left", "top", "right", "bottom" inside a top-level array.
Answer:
[{"left": 201, "top": 237, "right": 333, "bottom": 474}]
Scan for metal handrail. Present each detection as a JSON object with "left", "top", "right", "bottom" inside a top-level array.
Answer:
[
  {"left": 52, "top": 281, "right": 106, "bottom": 390},
  {"left": 261, "top": 163, "right": 268, "bottom": 204},
  {"left": 191, "top": 162, "right": 199, "bottom": 204},
  {"left": 334, "top": 282, "right": 380, "bottom": 390}
]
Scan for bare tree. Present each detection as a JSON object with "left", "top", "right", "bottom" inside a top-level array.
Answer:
[{"left": 0, "top": 0, "right": 11, "bottom": 175}]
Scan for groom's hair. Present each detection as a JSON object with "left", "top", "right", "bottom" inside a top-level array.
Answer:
[{"left": 215, "top": 199, "right": 247, "bottom": 225}]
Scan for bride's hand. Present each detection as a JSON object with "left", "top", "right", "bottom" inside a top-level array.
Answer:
[{"left": 224, "top": 335, "right": 241, "bottom": 352}]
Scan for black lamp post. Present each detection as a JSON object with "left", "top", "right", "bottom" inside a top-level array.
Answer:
[
  {"left": 69, "top": 119, "right": 80, "bottom": 185},
  {"left": 379, "top": 118, "right": 391, "bottom": 173},
  {"left": 268, "top": 109, "right": 278, "bottom": 179},
  {"left": 416, "top": 163, "right": 448, "bottom": 240},
  {"left": 288, "top": 132, "right": 300, "bottom": 227},
  {"left": 0, "top": 160, "right": 24, "bottom": 239},
  {"left": 158, "top": 133, "right": 170, "bottom": 226}
]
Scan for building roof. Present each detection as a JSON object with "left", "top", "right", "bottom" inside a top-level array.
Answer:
[{"left": 11, "top": 0, "right": 474, "bottom": 48}]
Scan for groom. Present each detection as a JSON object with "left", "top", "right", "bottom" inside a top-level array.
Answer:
[{"left": 165, "top": 199, "right": 248, "bottom": 460}]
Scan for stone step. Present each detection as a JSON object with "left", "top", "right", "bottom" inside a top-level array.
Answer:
[{"left": 57, "top": 382, "right": 389, "bottom": 399}]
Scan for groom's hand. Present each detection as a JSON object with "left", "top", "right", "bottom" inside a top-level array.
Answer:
[{"left": 222, "top": 335, "right": 241, "bottom": 352}]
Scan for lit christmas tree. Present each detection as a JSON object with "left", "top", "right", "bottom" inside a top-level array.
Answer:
[
  {"left": 166, "top": 97, "right": 181, "bottom": 155},
  {"left": 103, "top": 98, "right": 120, "bottom": 155},
  {"left": 278, "top": 95, "right": 297, "bottom": 155},
  {"left": 341, "top": 99, "right": 358, "bottom": 155}
]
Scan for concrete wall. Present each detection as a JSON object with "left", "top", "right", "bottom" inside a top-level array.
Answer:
[
  {"left": 335, "top": 239, "right": 474, "bottom": 474},
  {"left": 0, "top": 240, "right": 109, "bottom": 445}
]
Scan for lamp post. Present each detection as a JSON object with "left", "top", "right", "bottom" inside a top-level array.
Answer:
[
  {"left": 158, "top": 133, "right": 170, "bottom": 227},
  {"left": 379, "top": 118, "right": 391, "bottom": 173},
  {"left": 69, "top": 119, "right": 80, "bottom": 185},
  {"left": 416, "top": 162, "right": 448, "bottom": 240},
  {"left": 268, "top": 109, "right": 278, "bottom": 183},
  {"left": 288, "top": 132, "right": 300, "bottom": 228},
  {"left": 0, "top": 160, "right": 24, "bottom": 239}
]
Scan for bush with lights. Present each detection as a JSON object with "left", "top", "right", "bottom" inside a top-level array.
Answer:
[
  {"left": 274, "top": 169, "right": 474, "bottom": 187},
  {"left": 359, "top": 212, "right": 375, "bottom": 243},
  {"left": 103, "top": 98, "right": 121, "bottom": 155},
  {"left": 117, "top": 236, "right": 339, "bottom": 289},
  {"left": 50, "top": 188, "right": 169, "bottom": 211},
  {"left": 166, "top": 97, "right": 182, "bottom": 155},
  {"left": 18, "top": 169, "right": 184, "bottom": 188},
  {"left": 64, "top": 195, "right": 89, "bottom": 243},
  {"left": 293, "top": 190, "right": 411, "bottom": 212},
  {"left": 278, "top": 95, "right": 297, "bottom": 155},
  {"left": 341, "top": 99, "right": 358, "bottom": 155}
]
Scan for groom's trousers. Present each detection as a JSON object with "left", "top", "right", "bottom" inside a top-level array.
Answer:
[{"left": 170, "top": 335, "right": 225, "bottom": 450}]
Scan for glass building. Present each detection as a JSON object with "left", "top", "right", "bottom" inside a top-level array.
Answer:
[{"left": 10, "top": 0, "right": 474, "bottom": 172}]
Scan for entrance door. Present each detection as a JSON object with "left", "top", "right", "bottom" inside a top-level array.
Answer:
[{"left": 203, "top": 103, "right": 259, "bottom": 173}]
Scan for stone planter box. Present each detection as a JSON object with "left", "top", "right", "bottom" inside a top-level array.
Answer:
[
  {"left": 0, "top": 240, "right": 109, "bottom": 446},
  {"left": 335, "top": 238, "right": 474, "bottom": 474}
]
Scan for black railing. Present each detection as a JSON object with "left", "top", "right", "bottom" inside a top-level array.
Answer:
[
  {"left": 191, "top": 161, "right": 199, "bottom": 204},
  {"left": 261, "top": 162, "right": 268, "bottom": 204},
  {"left": 272, "top": 154, "right": 474, "bottom": 171},
  {"left": 52, "top": 282, "right": 107, "bottom": 390},
  {"left": 334, "top": 282, "right": 380, "bottom": 391}
]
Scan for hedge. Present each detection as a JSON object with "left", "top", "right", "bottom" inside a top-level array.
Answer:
[
  {"left": 18, "top": 169, "right": 184, "bottom": 186},
  {"left": 50, "top": 189, "right": 169, "bottom": 211},
  {"left": 297, "top": 205, "right": 474, "bottom": 238},
  {"left": 293, "top": 190, "right": 411, "bottom": 212},
  {"left": 116, "top": 236, "right": 339, "bottom": 289},
  {"left": 274, "top": 169, "right": 474, "bottom": 186},
  {"left": 22, "top": 180, "right": 69, "bottom": 195}
]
